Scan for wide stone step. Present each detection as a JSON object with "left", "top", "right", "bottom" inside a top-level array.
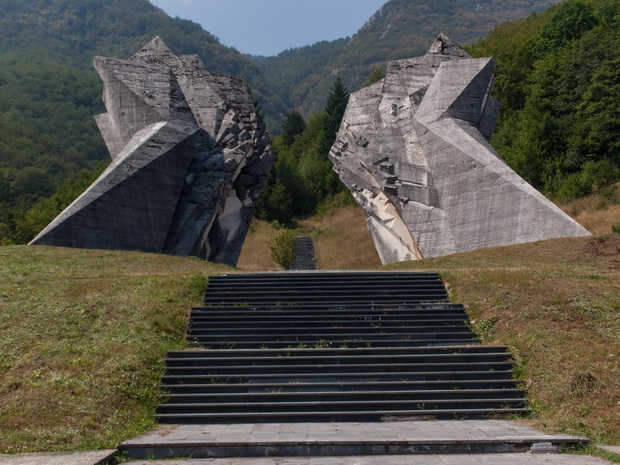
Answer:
[
  {"left": 166, "top": 346, "right": 509, "bottom": 358},
  {"left": 120, "top": 421, "right": 589, "bottom": 459},
  {"left": 204, "top": 282, "right": 447, "bottom": 292},
  {"left": 207, "top": 271, "right": 441, "bottom": 282},
  {"left": 189, "top": 318, "right": 469, "bottom": 328},
  {"left": 188, "top": 331, "right": 471, "bottom": 344},
  {"left": 159, "top": 388, "right": 526, "bottom": 404},
  {"left": 154, "top": 407, "right": 531, "bottom": 424},
  {"left": 164, "top": 352, "right": 512, "bottom": 367},
  {"left": 156, "top": 397, "right": 527, "bottom": 414},
  {"left": 190, "top": 339, "right": 479, "bottom": 349},
  {"left": 188, "top": 325, "right": 471, "bottom": 336},
  {"left": 160, "top": 379, "right": 522, "bottom": 394},
  {"left": 203, "top": 295, "right": 448, "bottom": 305},
  {"left": 190, "top": 313, "right": 468, "bottom": 323},
  {"left": 161, "top": 370, "right": 517, "bottom": 385},
  {"left": 190, "top": 305, "right": 467, "bottom": 316},
  {"left": 194, "top": 302, "right": 465, "bottom": 310},
  {"left": 189, "top": 331, "right": 477, "bottom": 344},
  {"left": 164, "top": 362, "right": 513, "bottom": 377}
]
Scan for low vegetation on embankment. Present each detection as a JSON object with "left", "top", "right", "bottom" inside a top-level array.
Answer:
[
  {"left": 0, "top": 192, "right": 619, "bottom": 453},
  {"left": 0, "top": 246, "right": 232, "bottom": 453}
]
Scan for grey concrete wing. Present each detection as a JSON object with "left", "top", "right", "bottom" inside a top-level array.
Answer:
[
  {"left": 30, "top": 37, "right": 274, "bottom": 266},
  {"left": 329, "top": 33, "right": 589, "bottom": 264}
]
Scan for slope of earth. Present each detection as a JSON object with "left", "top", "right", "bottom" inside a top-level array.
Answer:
[
  {"left": 387, "top": 235, "right": 620, "bottom": 445},
  {"left": 0, "top": 245, "right": 232, "bottom": 452}
]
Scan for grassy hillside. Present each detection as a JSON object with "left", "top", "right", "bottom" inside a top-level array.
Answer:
[
  {"left": 1, "top": 193, "right": 619, "bottom": 453},
  {"left": 389, "top": 234, "right": 620, "bottom": 445},
  {"left": 0, "top": 246, "right": 232, "bottom": 452}
]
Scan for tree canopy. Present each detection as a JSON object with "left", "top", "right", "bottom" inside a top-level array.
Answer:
[{"left": 469, "top": 0, "right": 620, "bottom": 200}]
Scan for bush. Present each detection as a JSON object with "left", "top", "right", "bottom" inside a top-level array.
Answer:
[
  {"left": 555, "top": 159, "right": 620, "bottom": 201},
  {"left": 268, "top": 229, "right": 296, "bottom": 270}
]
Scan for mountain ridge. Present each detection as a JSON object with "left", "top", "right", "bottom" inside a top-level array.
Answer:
[{"left": 256, "top": 0, "right": 562, "bottom": 114}]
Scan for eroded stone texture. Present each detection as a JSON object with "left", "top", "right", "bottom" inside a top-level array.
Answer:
[
  {"left": 30, "top": 37, "right": 273, "bottom": 266},
  {"left": 329, "top": 34, "right": 590, "bottom": 264}
]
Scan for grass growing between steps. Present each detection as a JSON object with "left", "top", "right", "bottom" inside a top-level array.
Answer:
[
  {"left": 385, "top": 234, "right": 620, "bottom": 445},
  {"left": 0, "top": 245, "right": 232, "bottom": 453}
]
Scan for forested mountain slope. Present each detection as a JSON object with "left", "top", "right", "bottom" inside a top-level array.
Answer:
[
  {"left": 0, "top": 0, "right": 286, "bottom": 213},
  {"left": 256, "top": 0, "right": 561, "bottom": 114},
  {"left": 468, "top": 0, "right": 620, "bottom": 201}
]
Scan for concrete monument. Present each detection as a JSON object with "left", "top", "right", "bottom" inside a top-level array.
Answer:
[
  {"left": 30, "top": 37, "right": 273, "bottom": 266},
  {"left": 329, "top": 34, "right": 590, "bottom": 264}
]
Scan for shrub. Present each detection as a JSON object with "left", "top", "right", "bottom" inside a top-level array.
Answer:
[{"left": 269, "top": 229, "right": 296, "bottom": 270}]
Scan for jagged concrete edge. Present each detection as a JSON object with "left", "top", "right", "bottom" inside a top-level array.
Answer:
[{"left": 30, "top": 121, "right": 198, "bottom": 245}]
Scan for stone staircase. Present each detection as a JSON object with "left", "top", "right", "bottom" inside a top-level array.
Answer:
[
  {"left": 155, "top": 272, "right": 529, "bottom": 424},
  {"left": 290, "top": 236, "right": 317, "bottom": 270}
]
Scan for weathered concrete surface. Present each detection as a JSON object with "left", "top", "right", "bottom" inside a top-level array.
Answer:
[
  {"left": 0, "top": 450, "right": 116, "bottom": 465},
  {"left": 329, "top": 34, "right": 590, "bottom": 264},
  {"left": 121, "top": 456, "right": 613, "bottom": 464},
  {"left": 30, "top": 37, "right": 273, "bottom": 266},
  {"left": 119, "top": 420, "right": 594, "bottom": 462}
]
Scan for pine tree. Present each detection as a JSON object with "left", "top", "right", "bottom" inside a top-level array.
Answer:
[
  {"left": 281, "top": 110, "right": 306, "bottom": 146},
  {"left": 321, "top": 77, "right": 349, "bottom": 156}
]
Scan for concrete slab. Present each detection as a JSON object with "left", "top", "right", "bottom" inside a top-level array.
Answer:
[
  {"left": 123, "top": 420, "right": 585, "bottom": 446},
  {"left": 0, "top": 450, "right": 116, "bottom": 465},
  {"left": 123, "top": 453, "right": 613, "bottom": 464},
  {"left": 121, "top": 420, "right": 588, "bottom": 459},
  {"left": 599, "top": 445, "right": 620, "bottom": 455}
]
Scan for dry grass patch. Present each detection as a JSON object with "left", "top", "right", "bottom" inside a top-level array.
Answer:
[
  {"left": 236, "top": 220, "right": 281, "bottom": 271},
  {"left": 563, "top": 200, "right": 620, "bottom": 235},
  {"left": 560, "top": 183, "right": 620, "bottom": 235},
  {"left": 306, "top": 205, "right": 381, "bottom": 270},
  {"left": 237, "top": 205, "right": 380, "bottom": 271},
  {"left": 0, "top": 245, "right": 231, "bottom": 452},
  {"left": 386, "top": 235, "right": 620, "bottom": 444}
]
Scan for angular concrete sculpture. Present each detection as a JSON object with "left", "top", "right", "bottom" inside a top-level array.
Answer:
[
  {"left": 30, "top": 37, "right": 273, "bottom": 266},
  {"left": 329, "top": 34, "right": 590, "bottom": 264}
]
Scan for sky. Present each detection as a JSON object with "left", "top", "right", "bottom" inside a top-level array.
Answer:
[{"left": 149, "top": 0, "right": 387, "bottom": 57}]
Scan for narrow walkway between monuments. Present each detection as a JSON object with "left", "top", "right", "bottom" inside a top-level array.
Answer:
[
  {"left": 118, "top": 271, "right": 598, "bottom": 463},
  {"left": 290, "top": 237, "right": 317, "bottom": 271}
]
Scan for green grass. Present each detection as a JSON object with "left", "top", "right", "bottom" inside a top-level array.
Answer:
[{"left": 0, "top": 245, "right": 232, "bottom": 453}]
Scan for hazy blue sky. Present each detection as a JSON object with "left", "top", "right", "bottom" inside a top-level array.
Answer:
[{"left": 149, "top": 0, "right": 387, "bottom": 56}]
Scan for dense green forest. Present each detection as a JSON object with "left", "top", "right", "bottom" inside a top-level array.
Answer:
[
  {"left": 256, "top": 0, "right": 562, "bottom": 114},
  {"left": 0, "top": 0, "right": 285, "bottom": 121},
  {"left": 468, "top": 0, "right": 620, "bottom": 200},
  {"left": 257, "top": 78, "right": 352, "bottom": 225}
]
